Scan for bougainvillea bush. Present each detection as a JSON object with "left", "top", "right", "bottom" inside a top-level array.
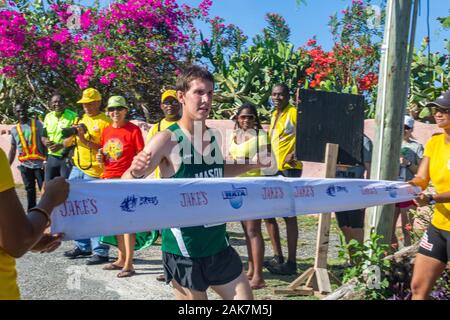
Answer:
[{"left": 0, "top": 0, "right": 212, "bottom": 121}]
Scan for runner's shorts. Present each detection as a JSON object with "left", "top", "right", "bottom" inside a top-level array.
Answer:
[
  {"left": 418, "top": 224, "right": 450, "bottom": 263},
  {"left": 162, "top": 246, "right": 243, "bottom": 291}
]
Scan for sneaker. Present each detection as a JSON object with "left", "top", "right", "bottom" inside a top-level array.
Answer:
[
  {"left": 63, "top": 247, "right": 92, "bottom": 259},
  {"left": 156, "top": 274, "right": 166, "bottom": 282},
  {"left": 266, "top": 260, "right": 297, "bottom": 275},
  {"left": 86, "top": 254, "right": 109, "bottom": 265},
  {"left": 263, "top": 255, "right": 284, "bottom": 268}
]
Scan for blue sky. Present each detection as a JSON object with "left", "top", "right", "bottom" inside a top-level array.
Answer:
[{"left": 94, "top": 0, "right": 448, "bottom": 53}]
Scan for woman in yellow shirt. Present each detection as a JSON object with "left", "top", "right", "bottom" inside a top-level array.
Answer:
[
  {"left": 229, "top": 103, "right": 270, "bottom": 289},
  {"left": 0, "top": 147, "right": 69, "bottom": 299},
  {"left": 409, "top": 91, "right": 450, "bottom": 300}
]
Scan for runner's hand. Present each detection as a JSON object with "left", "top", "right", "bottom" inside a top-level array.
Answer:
[{"left": 129, "top": 150, "right": 152, "bottom": 177}]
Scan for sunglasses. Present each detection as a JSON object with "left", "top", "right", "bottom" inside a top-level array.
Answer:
[
  {"left": 107, "top": 106, "right": 127, "bottom": 112},
  {"left": 238, "top": 114, "right": 255, "bottom": 120},
  {"left": 431, "top": 107, "right": 450, "bottom": 115},
  {"left": 162, "top": 100, "right": 179, "bottom": 106},
  {"left": 404, "top": 125, "right": 412, "bottom": 131}
]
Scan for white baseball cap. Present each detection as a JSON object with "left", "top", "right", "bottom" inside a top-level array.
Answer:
[{"left": 404, "top": 115, "right": 414, "bottom": 129}]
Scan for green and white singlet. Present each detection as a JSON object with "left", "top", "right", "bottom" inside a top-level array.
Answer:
[{"left": 161, "top": 123, "right": 229, "bottom": 258}]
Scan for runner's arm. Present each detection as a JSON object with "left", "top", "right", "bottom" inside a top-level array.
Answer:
[
  {"left": 122, "top": 131, "right": 172, "bottom": 179},
  {"left": 0, "top": 177, "right": 68, "bottom": 258}
]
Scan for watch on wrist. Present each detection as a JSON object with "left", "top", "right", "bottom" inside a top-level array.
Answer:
[{"left": 427, "top": 194, "right": 436, "bottom": 205}]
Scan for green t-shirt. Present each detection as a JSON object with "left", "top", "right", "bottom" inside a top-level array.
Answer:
[
  {"left": 161, "top": 123, "right": 229, "bottom": 258},
  {"left": 43, "top": 109, "right": 78, "bottom": 157}
]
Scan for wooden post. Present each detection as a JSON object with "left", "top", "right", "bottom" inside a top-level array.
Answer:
[
  {"left": 366, "top": 0, "right": 416, "bottom": 243},
  {"left": 274, "top": 143, "right": 338, "bottom": 296}
]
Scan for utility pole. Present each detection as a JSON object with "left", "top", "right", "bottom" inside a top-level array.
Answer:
[{"left": 366, "top": 0, "right": 419, "bottom": 243}]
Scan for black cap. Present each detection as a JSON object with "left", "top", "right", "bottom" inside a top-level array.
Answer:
[{"left": 426, "top": 91, "right": 450, "bottom": 109}]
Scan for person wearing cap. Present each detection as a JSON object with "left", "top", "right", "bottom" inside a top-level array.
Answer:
[
  {"left": 42, "top": 93, "right": 78, "bottom": 182},
  {"left": 95, "top": 96, "right": 156, "bottom": 277},
  {"left": 391, "top": 116, "right": 424, "bottom": 249},
  {"left": 145, "top": 89, "right": 181, "bottom": 144},
  {"left": 409, "top": 91, "right": 450, "bottom": 299},
  {"left": 62, "top": 88, "right": 111, "bottom": 265},
  {"left": 145, "top": 89, "right": 181, "bottom": 180}
]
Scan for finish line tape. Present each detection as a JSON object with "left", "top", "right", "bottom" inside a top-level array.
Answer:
[{"left": 51, "top": 177, "right": 420, "bottom": 240}]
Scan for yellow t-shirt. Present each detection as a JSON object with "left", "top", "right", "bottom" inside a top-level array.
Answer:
[
  {"left": 424, "top": 134, "right": 450, "bottom": 231},
  {"left": 72, "top": 113, "right": 111, "bottom": 178},
  {"left": 268, "top": 104, "right": 302, "bottom": 171},
  {"left": 229, "top": 130, "right": 268, "bottom": 177},
  {"left": 0, "top": 148, "right": 20, "bottom": 300},
  {"left": 145, "top": 119, "right": 177, "bottom": 178}
]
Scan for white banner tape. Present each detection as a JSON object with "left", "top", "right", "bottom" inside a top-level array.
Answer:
[{"left": 51, "top": 177, "right": 420, "bottom": 240}]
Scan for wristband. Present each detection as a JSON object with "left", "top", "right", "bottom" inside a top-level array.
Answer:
[
  {"left": 427, "top": 194, "right": 436, "bottom": 205},
  {"left": 130, "top": 170, "right": 145, "bottom": 179},
  {"left": 29, "top": 207, "right": 52, "bottom": 228}
]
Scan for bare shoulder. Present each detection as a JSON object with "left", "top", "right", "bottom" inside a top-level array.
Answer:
[{"left": 144, "top": 130, "right": 176, "bottom": 151}]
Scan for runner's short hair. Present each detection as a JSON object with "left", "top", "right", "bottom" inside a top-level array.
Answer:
[{"left": 176, "top": 65, "right": 214, "bottom": 93}]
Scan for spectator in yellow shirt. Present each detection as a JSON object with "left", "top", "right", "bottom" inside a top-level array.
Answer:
[
  {"left": 0, "top": 147, "right": 69, "bottom": 300},
  {"left": 145, "top": 89, "right": 181, "bottom": 179},
  {"left": 264, "top": 84, "right": 301, "bottom": 276},
  {"left": 62, "top": 88, "right": 111, "bottom": 265},
  {"left": 410, "top": 91, "right": 450, "bottom": 300}
]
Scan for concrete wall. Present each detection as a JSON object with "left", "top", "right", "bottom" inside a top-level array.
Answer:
[{"left": 1, "top": 119, "right": 440, "bottom": 184}]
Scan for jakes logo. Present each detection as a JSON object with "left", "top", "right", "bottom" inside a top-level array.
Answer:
[
  {"left": 385, "top": 186, "right": 398, "bottom": 198},
  {"left": 120, "top": 195, "right": 159, "bottom": 213},
  {"left": 326, "top": 185, "right": 348, "bottom": 197},
  {"left": 294, "top": 186, "right": 314, "bottom": 198},
  {"left": 222, "top": 185, "right": 248, "bottom": 209}
]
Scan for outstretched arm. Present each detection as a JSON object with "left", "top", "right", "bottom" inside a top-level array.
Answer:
[{"left": 122, "top": 131, "right": 172, "bottom": 179}]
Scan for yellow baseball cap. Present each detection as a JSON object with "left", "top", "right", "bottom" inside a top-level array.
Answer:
[
  {"left": 77, "top": 88, "right": 102, "bottom": 104},
  {"left": 161, "top": 90, "right": 178, "bottom": 103}
]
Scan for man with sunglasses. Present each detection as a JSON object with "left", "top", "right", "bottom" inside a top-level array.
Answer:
[{"left": 145, "top": 90, "right": 181, "bottom": 145}]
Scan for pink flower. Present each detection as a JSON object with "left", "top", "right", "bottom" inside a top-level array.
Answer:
[
  {"left": 39, "top": 49, "right": 59, "bottom": 67},
  {"left": 95, "top": 46, "right": 106, "bottom": 53},
  {"left": 100, "top": 75, "right": 110, "bottom": 85},
  {"left": 126, "top": 63, "right": 136, "bottom": 71},
  {"left": 52, "top": 29, "right": 71, "bottom": 44},
  {"left": 99, "top": 72, "right": 117, "bottom": 86},
  {"left": 98, "top": 56, "right": 115, "bottom": 70},
  {"left": 75, "top": 74, "right": 90, "bottom": 89},
  {"left": 0, "top": 65, "right": 17, "bottom": 77},
  {"left": 65, "top": 58, "right": 77, "bottom": 66},
  {"left": 80, "top": 47, "right": 93, "bottom": 63},
  {"left": 73, "top": 34, "right": 82, "bottom": 44},
  {"left": 80, "top": 10, "right": 93, "bottom": 30}
]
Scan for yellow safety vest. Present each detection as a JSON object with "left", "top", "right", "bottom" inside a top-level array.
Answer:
[{"left": 16, "top": 119, "right": 46, "bottom": 162}]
